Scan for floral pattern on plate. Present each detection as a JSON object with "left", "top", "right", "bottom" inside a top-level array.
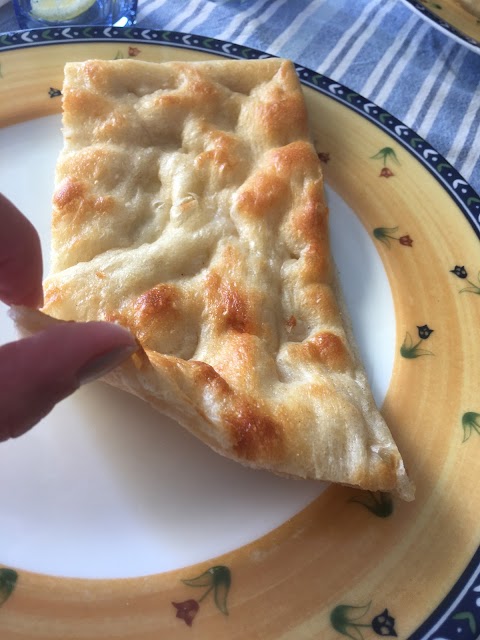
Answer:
[
  {"left": 400, "top": 325, "right": 434, "bottom": 358},
  {"left": 172, "top": 565, "right": 231, "bottom": 627},
  {"left": 450, "top": 266, "right": 480, "bottom": 294},
  {"left": 371, "top": 147, "right": 399, "bottom": 179},
  {"left": 331, "top": 602, "right": 397, "bottom": 638},
  {"left": 373, "top": 227, "right": 413, "bottom": 248}
]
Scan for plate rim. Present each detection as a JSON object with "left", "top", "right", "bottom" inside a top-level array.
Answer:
[
  {"left": 1, "top": 26, "right": 480, "bottom": 639},
  {"left": 400, "top": 0, "right": 480, "bottom": 51}
]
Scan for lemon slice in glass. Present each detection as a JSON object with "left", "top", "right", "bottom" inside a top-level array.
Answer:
[{"left": 30, "top": 0, "right": 97, "bottom": 21}]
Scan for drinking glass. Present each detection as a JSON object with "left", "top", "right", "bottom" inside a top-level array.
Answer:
[{"left": 13, "top": 0, "right": 137, "bottom": 29}]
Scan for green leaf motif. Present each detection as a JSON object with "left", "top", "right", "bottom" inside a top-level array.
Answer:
[
  {"left": 436, "top": 162, "right": 450, "bottom": 172},
  {"left": 330, "top": 603, "right": 371, "bottom": 640},
  {"left": 183, "top": 565, "right": 231, "bottom": 616},
  {"left": 460, "top": 271, "right": 480, "bottom": 295},
  {"left": 183, "top": 572, "right": 213, "bottom": 588},
  {"left": 452, "top": 611, "right": 477, "bottom": 634},
  {"left": 400, "top": 332, "right": 434, "bottom": 359},
  {"left": 370, "top": 147, "right": 400, "bottom": 165},
  {"left": 373, "top": 226, "right": 399, "bottom": 247},
  {"left": 0, "top": 568, "right": 18, "bottom": 607},
  {"left": 349, "top": 492, "right": 394, "bottom": 518},
  {"left": 213, "top": 567, "right": 231, "bottom": 615},
  {"left": 462, "top": 412, "right": 480, "bottom": 443},
  {"left": 467, "top": 196, "right": 480, "bottom": 206},
  {"left": 334, "top": 623, "right": 364, "bottom": 640}
]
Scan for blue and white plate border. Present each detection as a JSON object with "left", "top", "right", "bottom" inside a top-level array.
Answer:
[
  {"left": 400, "top": 0, "right": 480, "bottom": 53},
  {"left": 1, "top": 26, "right": 480, "bottom": 640}
]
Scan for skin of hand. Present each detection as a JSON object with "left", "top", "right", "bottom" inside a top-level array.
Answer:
[{"left": 0, "top": 193, "right": 137, "bottom": 441}]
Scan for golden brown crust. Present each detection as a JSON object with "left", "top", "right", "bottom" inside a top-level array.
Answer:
[{"left": 42, "top": 58, "right": 414, "bottom": 500}]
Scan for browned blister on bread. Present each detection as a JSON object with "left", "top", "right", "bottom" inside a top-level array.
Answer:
[{"left": 42, "top": 58, "right": 414, "bottom": 500}]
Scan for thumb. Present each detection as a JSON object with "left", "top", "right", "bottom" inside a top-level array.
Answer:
[{"left": 0, "top": 321, "right": 137, "bottom": 441}]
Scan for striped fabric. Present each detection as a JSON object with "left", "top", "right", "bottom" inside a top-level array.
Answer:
[{"left": 1, "top": 0, "right": 479, "bottom": 193}]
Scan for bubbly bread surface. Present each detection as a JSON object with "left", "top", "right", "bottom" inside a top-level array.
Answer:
[{"left": 43, "top": 58, "right": 414, "bottom": 500}]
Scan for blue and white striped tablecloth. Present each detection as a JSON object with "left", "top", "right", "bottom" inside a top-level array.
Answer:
[{"left": 1, "top": 0, "right": 479, "bottom": 195}]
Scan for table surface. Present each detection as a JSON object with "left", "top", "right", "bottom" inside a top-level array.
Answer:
[{"left": 1, "top": 0, "right": 479, "bottom": 195}]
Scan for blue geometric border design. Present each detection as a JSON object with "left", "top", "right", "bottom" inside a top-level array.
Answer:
[
  {"left": 402, "top": 0, "right": 480, "bottom": 51},
  {"left": 407, "top": 544, "right": 480, "bottom": 640},
  {"left": 297, "top": 69, "right": 480, "bottom": 241},
  {"left": 1, "top": 26, "right": 480, "bottom": 638}
]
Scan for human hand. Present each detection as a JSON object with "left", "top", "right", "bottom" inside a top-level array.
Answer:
[{"left": 0, "top": 193, "right": 137, "bottom": 441}]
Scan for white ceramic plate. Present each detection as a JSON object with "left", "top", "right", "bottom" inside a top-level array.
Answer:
[{"left": 0, "top": 27, "right": 479, "bottom": 640}]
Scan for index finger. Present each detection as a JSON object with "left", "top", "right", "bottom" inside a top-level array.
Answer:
[{"left": 0, "top": 193, "right": 44, "bottom": 308}]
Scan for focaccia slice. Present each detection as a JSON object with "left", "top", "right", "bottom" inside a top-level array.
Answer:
[{"left": 43, "top": 58, "right": 414, "bottom": 500}]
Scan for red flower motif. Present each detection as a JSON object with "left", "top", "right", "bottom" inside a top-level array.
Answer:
[
  {"left": 379, "top": 167, "right": 394, "bottom": 178},
  {"left": 317, "top": 152, "right": 330, "bottom": 163},
  {"left": 172, "top": 599, "right": 199, "bottom": 626},
  {"left": 128, "top": 47, "right": 141, "bottom": 57},
  {"left": 399, "top": 235, "right": 413, "bottom": 247}
]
